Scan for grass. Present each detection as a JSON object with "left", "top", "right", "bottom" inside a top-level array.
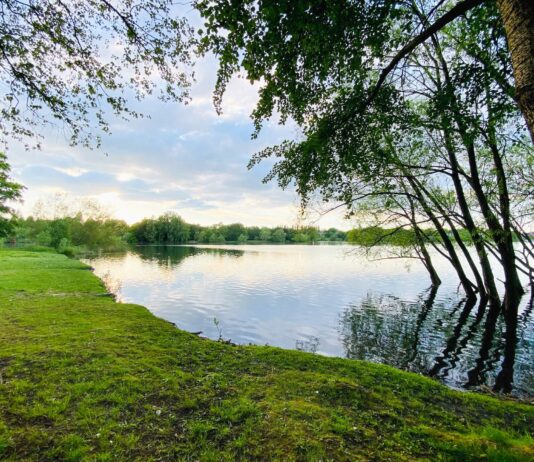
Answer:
[{"left": 0, "top": 249, "right": 532, "bottom": 461}]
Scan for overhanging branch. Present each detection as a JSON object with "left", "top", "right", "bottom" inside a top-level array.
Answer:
[{"left": 364, "top": 0, "right": 487, "bottom": 108}]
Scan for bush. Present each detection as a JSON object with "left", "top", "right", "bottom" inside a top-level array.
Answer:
[
  {"left": 16, "top": 216, "right": 130, "bottom": 253},
  {"left": 347, "top": 227, "right": 417, "bottom": 247}
]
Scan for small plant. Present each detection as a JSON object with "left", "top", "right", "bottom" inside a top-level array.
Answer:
[
  {"left": 213, "top": 317, "right": 223, "bottom": 341},
  {"left": 212, "top": 317, "right": 234, "bottom": 344}
]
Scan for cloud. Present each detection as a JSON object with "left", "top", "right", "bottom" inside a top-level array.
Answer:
[
  {"left": 18, "top": 165, "right": 195, "bottom": 202},
  {"left": 6, "top": 33, "right": 350, "bottom": 229}
]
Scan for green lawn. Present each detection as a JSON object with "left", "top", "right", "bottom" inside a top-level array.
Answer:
[{"left": 0, "top": 249, "right": 532, "bottom": 461}]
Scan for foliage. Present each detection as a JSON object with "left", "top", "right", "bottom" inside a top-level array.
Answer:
[
  {"left": 322, "top": 227, "right": 347, "bottom": 242},
  {"left": 131, "top": 214, "right": 342, "bottom": 245},
  {"left": 219, "top": 223, "right": 247, "bottom": 242},
  {"left": 16, "top": 215, "right": 130, "bottom": 253},
  {"left": 0, "top": 153, "right": 24, "bottom": 238},
  {"left": 347, "top": 227, "right": 442, "bottom": 247},
  {"left": 196, "top": 0, "right": 399, "bottom": 130},
  {"left": 270, "top": 228, "right": 286, "bottom": 243},
  {"left": 0, "top": 0, "right": 193, "bottom": 148},
  {"left": 347, "top": 226, "right": 417, "bottom": 247},
  {"left": 0, "top": 249, "right": 532, "bottom": 461},
  {"left": 16, "top": 209, "right": 347, "bottom": 250},
  {"left": 259, "top": 227, "right": 271, "bottom": 241},
  {"left": 196, "top": 0, "right": 514, "bottom": 205}
]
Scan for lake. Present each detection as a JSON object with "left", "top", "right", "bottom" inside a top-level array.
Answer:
[{"left": 85, "top": 244, "right": 533, "bottom": 396}]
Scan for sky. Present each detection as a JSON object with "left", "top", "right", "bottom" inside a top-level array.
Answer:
[{"left": 6, "top": 11, "right": 350, "bottom": 230}]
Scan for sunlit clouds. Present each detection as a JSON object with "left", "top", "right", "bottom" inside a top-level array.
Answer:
[{"left": 8, "top": 54, "right": 349, "bottom": 229}]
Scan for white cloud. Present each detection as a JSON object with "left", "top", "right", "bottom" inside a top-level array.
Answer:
[{"left": 7, "top": 42, "right": 351, "bottom": 230}]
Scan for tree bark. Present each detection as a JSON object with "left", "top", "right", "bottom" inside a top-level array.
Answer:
[
  {"left": 414, "top": 226, "right": 442, "bottom": 287},
  {"left": 497, "top": 0, "right": 534, "bottom": 144}
]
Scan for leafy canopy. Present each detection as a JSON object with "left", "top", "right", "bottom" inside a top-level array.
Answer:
[
  {"left": 0, "top": 0, "right": 193, "bottom": 148},
  {"left": 195, "top": 0, "right": 518, "bottom": 206},
  {"left": 0, "top": 153, "right": 24, "bottom": 237}
]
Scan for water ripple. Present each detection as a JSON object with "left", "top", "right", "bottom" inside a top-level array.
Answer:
[{"left": 85, "top": 244, "right": 533, "bottom": 395}]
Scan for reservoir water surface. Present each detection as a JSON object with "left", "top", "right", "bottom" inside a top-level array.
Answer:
[{"left": 85, "top": 244, "right": 533, "bottom": 395}]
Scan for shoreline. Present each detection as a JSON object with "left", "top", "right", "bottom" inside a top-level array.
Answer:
[{"left": 1, "top": 248, "right": 532, "bottom": 461}]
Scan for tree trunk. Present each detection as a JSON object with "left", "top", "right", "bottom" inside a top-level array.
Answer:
[
  {"left": 439, "top": 64, "right": 525, "bottom": 313},
  {"left": 426, "top": 32, "right": 500, "bottom": 305},
  {"left": 405, "top": 192, "right": 442, "bottom": 286},
  {"left": 462, "top": 137, "right": 525, "bottom": 312},
  {"left": 415, "top": 228, "right": 442, "bottom": 287},
  {"left": 410, "top": 175, "right": 486, "bottom": 296},
  {"left": 494, "top": 295, "right": 520, "bottom": 393},
  {"left": 497, "top": 0, "right": 534, "bottom": 144},
  {"left": 407, "top": 176, "right": 477, "bottom": 298},
  {"left": 440, "top": 128, "right": 499, "bottom": 306}
]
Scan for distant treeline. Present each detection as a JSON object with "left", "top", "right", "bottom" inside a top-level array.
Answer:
[
  {"left": 346, "top": 226, "right": 479, "bottom": 247},
  {"left": 131, "top": 214, "right": 346, "bottom": 245},
  {"left": 9, "top": 212, "right": 347, "bottom": 255},
  {"left": 344, "top": 226, "right": 524, "bottom": 247},
  {"left": 8, "top": 212, "right": 488, "bottom": 256},
  {"left": 14, "top": 216, "right": 131, "bottom": 256}
]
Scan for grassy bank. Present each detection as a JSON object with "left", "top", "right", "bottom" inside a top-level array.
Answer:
[{"left": 0, "top": 249, "right": 532, "bottom": 461}]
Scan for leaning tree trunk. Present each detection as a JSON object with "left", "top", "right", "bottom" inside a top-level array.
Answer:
[
  {"left": 407, "top": 197, "right": 442, "bottom": 287},
  {"left": 406, "top": 176, "right": 477, "bottom": 299},
  {"left": 414, "top": 226, "right": 442, "bottom": 287},
  {"left": 497, "top": 0, "right": 534, "bottom": 144}
]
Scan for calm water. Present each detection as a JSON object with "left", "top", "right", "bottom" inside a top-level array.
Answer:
[{"left": 85, "top": 244, "right": 533, "bottom": 395}]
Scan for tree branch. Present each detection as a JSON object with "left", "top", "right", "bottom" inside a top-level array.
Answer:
[{"left": 364, "top": 0, "right": 487, "bottom": 108}]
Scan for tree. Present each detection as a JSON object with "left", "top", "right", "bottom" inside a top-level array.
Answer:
[
  {"left": 155, "top": 212, "right": 189, "bottom": 244},
  {"left": 221, "top": 223, "right": 246, "bottom": 241},
  {"left": 271, "top": 228, "right": 286, "bottom": 243},
  {"left": 496, "top": 0, "right": 534, "bottom": 143},
  {"left": 189, "top": 223, "right": 203, "bottom": 242},
  {"left": 259, "top": 227, "right": 271, "bottom": 241},
  {"left": 322, "top": 228, "right": 346, "bottom": 241},
  {"left": 3, "top": 1, "right": 532, "bottom": 149},
  {"left": 0, "top": 153, "right": 23, "bottom": 238},
  {"left": 132, "top": 218, "right": 157, "bottom": 243},
  {"left": 196, "top": 0, "right": 534, "bottom": 143},
  {"left": 246, "top": 225, "right": 260, "bottom": 240},
  {"left": 16, "top": 198, "right": 131, "bottom": 250},
  {"left": 208, "top": 231, "right": 225, "bottom": 244},
  {"left": 0, "top": 0, "right": 192, "bottom": 148}
]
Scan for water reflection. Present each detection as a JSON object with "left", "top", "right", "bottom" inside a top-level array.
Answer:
[
  {"left": 340, "top": 289, "right": 533, "bottom": 394},
  {"left": 136, "top": 245, "right": 244, "bottom": 269},
  {"left": 296, "top": 336, "right": 320, "bottom": 354},
  {"left": 86, "top": 245, "right": 533, "bottom": 395},
  {"left": 429, "top": 297, "right": 483, "bottom": 380}
]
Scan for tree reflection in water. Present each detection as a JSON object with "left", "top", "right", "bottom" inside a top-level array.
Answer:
[
  {"left": 295, "top": 336, "right": 320, "bottom": 354},
  {"left": 340, "top": 289, "right": 534, "bottom": 395},
  {"left": 135, "top": 245, "right": 245, "bottom": 270}
]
